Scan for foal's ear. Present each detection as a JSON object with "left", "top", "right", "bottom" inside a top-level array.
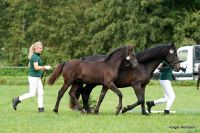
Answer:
[{"left": 128, "top": 45, "right": 135, "bottom": 50}]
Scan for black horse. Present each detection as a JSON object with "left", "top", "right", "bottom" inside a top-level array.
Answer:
[
  {"left": 48, "top": 46, "right": 138, "bottom": 114},
  {"left": 70, "top": 42, "right": 181, "bottom": 115}
]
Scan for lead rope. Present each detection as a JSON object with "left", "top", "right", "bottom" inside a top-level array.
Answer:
[
  {"left": 42, "top": 66, "right": 55, "bottom": 89},
  {"left": 174, "top": 66, "right": 187, "bottom": 80}
]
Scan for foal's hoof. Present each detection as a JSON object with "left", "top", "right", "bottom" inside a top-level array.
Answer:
[
  {"left": 122, "top": 107, "right": 128, "bottom": 114},
  {"left": 93, "top": 110, "right": 99, "bottom": 115},
  {"left": 80, "top": 109, "right": 86, "bottom": 114},
  {"left": 115, "top": 107, "right": 122, "bottom": 115},
  {"left": 53, "top": 109, "right": 58, "bottom": 113},
  {"left": 115, "top": 110, "right": 120, "bottom": 115}
]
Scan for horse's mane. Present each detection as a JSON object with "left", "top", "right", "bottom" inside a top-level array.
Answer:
[
  {"left": 81, "top": 54, "right": 106, "bottom": 62},
  {"left": 136, "top": 44, "right": 171, "bottom": 63},
  {"left": 104, "top": 46, "right": 127, "bottom": 61}
]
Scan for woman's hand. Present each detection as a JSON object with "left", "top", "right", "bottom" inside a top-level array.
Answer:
[
  {"left": 33, "top": 62, "right": 51, "bottom": 70},
  {"left": 44, "top": 65, "right": 52, "bottom": 70}
]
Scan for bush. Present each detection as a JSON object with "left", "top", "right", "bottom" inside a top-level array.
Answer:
[{"left": 0, "top": 68, "right": 28, "bottom": 76}]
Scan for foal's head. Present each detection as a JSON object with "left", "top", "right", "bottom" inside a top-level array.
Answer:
[
  {"left": 125, "top": 46, "right": 138, "bottom": 68},
  {"left": 105, "top": 45, "right": 138, "bottom": 68},
  {"left": 165, "top": 42, "right": 181, "bottom": 71}
]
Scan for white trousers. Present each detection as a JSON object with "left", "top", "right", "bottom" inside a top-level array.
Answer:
[
  {"left": 154, "top": 80, "right": 175, "bottom": 110},
  {"left": 19, "top": 76, "right": 44, "bottom": 108}
]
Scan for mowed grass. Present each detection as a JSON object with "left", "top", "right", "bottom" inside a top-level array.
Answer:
[{"left": 0, "top": 78, "right": 200, "bottom": 133}]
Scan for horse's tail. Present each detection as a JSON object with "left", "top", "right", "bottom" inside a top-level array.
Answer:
[{"left": 48, "top": 62, "right": 65, "bottom": 85}]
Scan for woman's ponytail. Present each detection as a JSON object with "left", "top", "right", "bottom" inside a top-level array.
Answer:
[{"left": 28, "top": 44, "right": 34, "bottom": 59}]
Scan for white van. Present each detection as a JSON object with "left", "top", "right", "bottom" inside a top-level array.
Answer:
[{"left": 173, "top": 45, "right": 200, "bottom": 80}]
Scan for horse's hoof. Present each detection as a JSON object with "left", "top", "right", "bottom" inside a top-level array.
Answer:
[
  {"left": 86, "top": 110, "right": 92, "bottom": 114},
  {"left": 142, "top": 112, "right": 150, "bottom": 115},
  {"left": 53, "top": 109, "right": 58, "bottom": 113},
  {"left": 122, "top": 107, "right": 128, "bottom": 114}
]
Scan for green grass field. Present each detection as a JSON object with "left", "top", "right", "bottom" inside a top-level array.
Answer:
[{"left": 0, "top": 77, "right": 200, "bottom": 133}]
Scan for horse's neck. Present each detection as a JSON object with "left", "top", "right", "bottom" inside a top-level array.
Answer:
[
  {"left": 144, "top": 59, "right": 163, "bottom": 75},
  {"left": 138, "top": 48, "right": 168, "bottom": 75}
]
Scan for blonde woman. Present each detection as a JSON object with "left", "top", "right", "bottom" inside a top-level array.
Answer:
[
  {"left": 146, "top": 60, "right": 175, "bottom": 114},
  {"left": 12, "top": 42, "right": 51, "bottom": 112}
]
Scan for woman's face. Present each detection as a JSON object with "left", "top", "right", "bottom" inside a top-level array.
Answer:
[{"left": 35, "top": 45, "right": 43, "bottom": 53}]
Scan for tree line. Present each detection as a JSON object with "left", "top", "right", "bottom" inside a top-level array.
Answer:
[{"left": 0, "top": 0, "right": 200, "bottom": 66}]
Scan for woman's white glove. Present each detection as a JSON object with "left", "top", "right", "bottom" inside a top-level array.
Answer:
[{"left": 44, "top": 65, "right": 52, "bottom": 70}]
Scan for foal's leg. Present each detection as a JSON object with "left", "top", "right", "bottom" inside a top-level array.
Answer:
[
  {"left": 93, "top": 86, "right": 108, "bottom": 114},
  {"left": 54, "top": 82, "right": 70, "bottom": 113},
  {"left": 140, "top": 87, "right": 148, "bottom": 115},
  {"left": 107, "top": 82, "right": 123, "bottom": 115},
  {"left": 69, "top": 83, "right": 83, "bottom": 110},
  {"left": 69, "top": 83, "right": 85, "bottom": 113}
]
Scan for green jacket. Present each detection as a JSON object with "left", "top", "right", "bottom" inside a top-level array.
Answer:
[
  {"left": 159, "top": 60, "right": 173, "bottom": 80},
  {"left": 28, "top": 53, "right": 43, "bottom": 77}
]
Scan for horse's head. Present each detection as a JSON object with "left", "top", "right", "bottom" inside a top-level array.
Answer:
[
  {"left": 125, "top": 46, "right": 138, "bottom": 68},
  {"left": 165, "top": 42, "right": 181, "bottom": 72}
]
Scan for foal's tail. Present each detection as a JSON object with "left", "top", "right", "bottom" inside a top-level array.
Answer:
[{"left": 48, "top": 62, "right": 66, "bottom": 85}]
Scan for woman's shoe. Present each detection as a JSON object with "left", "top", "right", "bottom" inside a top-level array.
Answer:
[
  {"left": 38, "top": 107, "right": 45, "bottom": 112},
  {"left": 12, "top": 97, "right": 21, "bottom": 110},
  {"left": 164, "top": 110, "right": 170, "bottom": 114}
]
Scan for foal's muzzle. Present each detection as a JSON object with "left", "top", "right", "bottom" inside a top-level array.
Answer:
[{"left": 130, "top": 60, "right": 138, "bottom": 68}]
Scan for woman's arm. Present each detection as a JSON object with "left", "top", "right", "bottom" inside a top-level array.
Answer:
[
  {"left": 157, "top": 63, "right": 163, "bottom": 70},
  {"left": 33, "top": 62, "right": 45, "bottom": 70}
]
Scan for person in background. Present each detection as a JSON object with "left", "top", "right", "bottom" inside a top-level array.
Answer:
[{"left": 12, "top": 41, "right": 51, "bottom": 112}]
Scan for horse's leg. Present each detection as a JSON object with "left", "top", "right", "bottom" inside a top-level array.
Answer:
[
  {"left": 107, "top": 82, "right": 123, "bottom": 115},
  {"left": 197, "top": 76, "right": 200, "bottom": 90},
  {"left": 122, "top": 83, "right": 148, "bottom": 115},
  {"left": 122, "top": 83, "right": 141, "bottom": 113},
  {"left": 93, "top": 86, "right": 108, "bottom": 114},
  {"left": 140, "top": 87, "right": 148, "bottom": 115},
  {"left": 81, "top": 84, "right": 96, "bottom": 113},
  {"left": 69, "top": 83, "right": 85, "bottom": 114},
  {"left": 54, "top": 82, "right": 70, "bottom": 113}
]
